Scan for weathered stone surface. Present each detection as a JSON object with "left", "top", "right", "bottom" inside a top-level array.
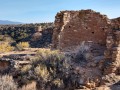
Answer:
[
  {"left": 52, "top": 9, "right": 120, "bottom": 89},
  {"left": 0, "top": 61, "right": 10, "bottom": 71},
  {"left": 52, "top": 9, "right": 111, "bottom": 50}
]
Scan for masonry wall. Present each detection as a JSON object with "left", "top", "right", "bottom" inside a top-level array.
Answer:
[
  {"left": 103, "top": 18, "right": 120, "bottom": 74},
  {"left": 52, "top": 10, "right": 111, "bottom": 50},
  {"left": 0, "top": 61, "right": 10, "bottom": 71},
  {"left": 52, "top": 9, "right": 120, "bottom": 77}
]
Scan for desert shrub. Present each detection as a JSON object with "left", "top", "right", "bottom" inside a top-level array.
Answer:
[
  {"left": 66, "top": 41, "right": 92, "bottom": 64},
  {"left": 3, "top": 35, "right": 15, "bottom": 43},
  {"left": 39, "top": 49, "right": 64, "bottom": 61},
  {"left": 52, "top": 78, "right": 64, "bottom": 88},
  {"left": 16, "top": 43, "right": 24, "bottom": 51},
  {"left": 13, "top": 49, "right": 75, "bottom": 89},
  {"left": 29, "top": 56, "right": 40, "bottom": 64},
  {"left": 31, "top": 49, "right": 66, "bottom": 77},
  {"left": 0, "top": 75, "right": 17, "bottom": 90},
  {"left": 21, "top": 65, "right": 32, "bottom": 73},
  {"left": 9, "top": 48, "right": 90, "bottom": 89},
  {"left": 0, "top": 35, "right": 4, "bottom": 41},
  {"left": 31, "top": 49, "right": 64, "bottom": 64},
  {"left": 19, "top": 81, "right": 36, "bottom": 90},
  {"left": 0, "top": 42, "right": 14, "bottom": 52},
  {"left": 18, "top": 42, "right": 30, "bottom": 48},
  {"left": 29, "top": 49, "right": 66, "bottom": 89},
  {"left": 16, "top": 42, "right": 29, "bottom": 51},
  {"left": 34, "top": 64, "right": 49, "bottom": 82}
]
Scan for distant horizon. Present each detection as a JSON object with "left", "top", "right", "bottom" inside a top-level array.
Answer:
[
  {"left": 0, "top": 19, "right": 53, "bottom": 24},
  {"left": 1, "top": 9, "right": 120, "bottom": 24},
  {"left": 0, "top": 0, "right": 120, "bottom": 23},
  {"left": 0, "top": 19, "right": 54, "bottom": 25}
]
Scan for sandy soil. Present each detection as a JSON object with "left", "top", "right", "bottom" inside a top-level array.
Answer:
[{"left": 0, "top": 48, "right": 40, "bottom": 57}]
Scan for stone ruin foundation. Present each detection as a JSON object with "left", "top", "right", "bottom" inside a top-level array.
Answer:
[
  {"left": 0, "top": 61, "right": 11, "bottom": 72},
  {"left": 52, "top": 9, "right": 120, "bottom": 89}
]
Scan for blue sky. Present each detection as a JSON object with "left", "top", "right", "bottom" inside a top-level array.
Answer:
[{"left": 0, "top": 0, "right": 120, "bottom": 23}]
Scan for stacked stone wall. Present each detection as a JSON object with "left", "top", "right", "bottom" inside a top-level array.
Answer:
[{"left": 52, "top": 10, "right": 120, "bottom": 87}]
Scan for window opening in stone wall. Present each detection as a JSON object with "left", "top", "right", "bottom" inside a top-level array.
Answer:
[
  {"left": 92, "top": 32, "right": 94, "bottom": 34},
  {"left": 85, "top": 27, "right": 88, "bottom": 29},
  {"left": 102, "top": 28, "right": 105, "bottom": 31}
]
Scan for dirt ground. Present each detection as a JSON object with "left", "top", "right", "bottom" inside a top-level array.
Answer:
[{"left": 0, "top": 48, "right": 42, "bottom": 57}]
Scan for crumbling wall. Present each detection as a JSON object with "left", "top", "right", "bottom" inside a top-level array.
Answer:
[
  {"left": 0, "top": 61, "right": 11, "bottom": 72},
  {"left": 103, "top": 18, "right": 120, "bottom": 75},
  {"left": 52, "top": 10, "right": 111, "bottom": 50},
  {"left": 52, "top": 9, "right": 120, "bottom": 89}
]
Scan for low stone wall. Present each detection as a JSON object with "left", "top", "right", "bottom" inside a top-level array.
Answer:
[{"left": 0, "top": 61, "right": 10, "bottom": 71}]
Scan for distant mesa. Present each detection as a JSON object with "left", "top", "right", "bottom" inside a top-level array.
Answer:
[{"left": 0, "top": 20, "right": 23, "bottom": 25}]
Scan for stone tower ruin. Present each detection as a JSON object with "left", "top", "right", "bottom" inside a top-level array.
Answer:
[
  {"left": 52, "top": 9, "right": 120, "bottom": 76},
  {"left": 52, "top": 9, "right": 111, "bottom": 50}
]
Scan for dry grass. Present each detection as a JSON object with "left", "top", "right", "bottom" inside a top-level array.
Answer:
[
  {"left": 65, "top": 41, "right": 92, "bottom": 63},
  {"left": 0, "top": 42, "right": 14, "bottom": 53},
  {"left": 31, "top": 48, "right": 64, "bottom": 63},
  {"left": 52, "top": 78, "right": 64, "bottom": 88},
  {"left": 0, "top": 49, "right": 70, "bottom": 89},
  {"left": 18, "top": 42, "right": 30, "bottom": 48},
  {"left": 0, "top": 75, "right": 17, "bottom": 90},
  {"left": 34, "top": 64, "right": 49, "bottom": 82},
  {"left": 28, "top": 48, "right": 66, "bottom": 89},
  {"left": 19, "top": 81, "right": 36, "bottom": 90},
  {"left": 21, "top": 65, "right": 32, "bottom": 73},
  {"left": 0, "top": 75, "right": 36, "bottom": 90}
]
